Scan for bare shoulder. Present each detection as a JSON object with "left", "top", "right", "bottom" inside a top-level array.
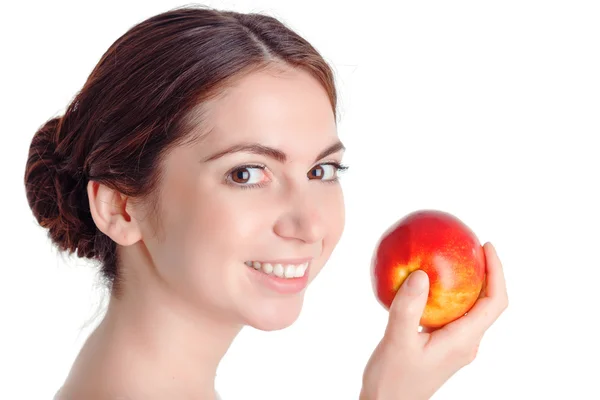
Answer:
[
  {"left": 53, "top": 387, "right": 66, "bottom": 400},
  {"left": 52, "top": 386, "right": 115, "bottom": 400},
  {"left": 53, "top": 387, "right": 131, "bottom": 400},
  {"left": 53, "top": 387, "right": 81, "bottom": 400}
]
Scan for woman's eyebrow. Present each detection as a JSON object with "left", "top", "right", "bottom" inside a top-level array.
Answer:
[
  {"left": 202, "top": 140, "right": 345, "bottom": 163},
  {"left": 314, "top": 141, "right": 345, "bottom": 162}
]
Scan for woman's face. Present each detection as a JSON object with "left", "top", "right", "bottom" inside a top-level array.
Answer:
[{"left": 139, "top": 67, "right": 346, "bottom": 331}]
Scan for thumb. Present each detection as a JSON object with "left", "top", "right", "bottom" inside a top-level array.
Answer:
[{"left": 384, "top": 269, "right": 430, "bottom": 344}]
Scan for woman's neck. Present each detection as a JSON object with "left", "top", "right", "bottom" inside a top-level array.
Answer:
[{"left": 59, "top": 263, "right": 242, "bottom": 399}]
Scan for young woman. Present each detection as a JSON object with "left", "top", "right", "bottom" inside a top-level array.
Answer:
[{"left": 24, "top": 6, "right": 508, "bottom": 399}]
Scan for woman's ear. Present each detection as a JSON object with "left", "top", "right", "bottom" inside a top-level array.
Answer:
[{"left": 87, "top": 180, "right": 142, "bottom": 246}]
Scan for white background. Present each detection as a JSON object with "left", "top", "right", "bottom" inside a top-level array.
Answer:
[{"left": 1, "top": 0, "right": 599, "bottom": 399}]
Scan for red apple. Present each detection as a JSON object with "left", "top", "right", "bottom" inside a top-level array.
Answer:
[{"left": 371, "top": 209, "right": 485, "bottom": 329}]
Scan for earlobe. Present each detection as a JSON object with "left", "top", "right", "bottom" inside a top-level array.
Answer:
[{"left": 87, "top": 181, "right": 142, "bottom": 246}]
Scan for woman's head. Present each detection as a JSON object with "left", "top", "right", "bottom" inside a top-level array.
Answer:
[{"left": 24, "top": 6, "right": 346, "bottom": 331}]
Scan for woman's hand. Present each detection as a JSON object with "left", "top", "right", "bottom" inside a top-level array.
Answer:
[{"left": 360, "top": 242, "right": 508, "bottom": 400}]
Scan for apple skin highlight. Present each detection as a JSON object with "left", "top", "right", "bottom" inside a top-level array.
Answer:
[{"left": 371, "top": 210, "right": 486, "bottom": 329}]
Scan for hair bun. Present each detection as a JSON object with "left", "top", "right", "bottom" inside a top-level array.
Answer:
[{"left": 24, "top": 117, "right": 98, "bottom": 258}]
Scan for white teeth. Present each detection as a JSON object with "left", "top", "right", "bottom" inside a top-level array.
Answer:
[
  {"left": 245, "top": 260, "right": 309, "bottom": 279},
  {"left": 284, "top": 265, "right": 296, "bottom": 278},
  {"left": 262, "top": 262, "right": 274, "bottom": 274},
  {"left": 273, "top": 263, "right": 284, "bottom": 277},
  {"left": 294, "top": 266, "right": 305, "bottom": 278}
]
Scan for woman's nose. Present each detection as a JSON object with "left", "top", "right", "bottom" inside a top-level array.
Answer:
[{"left": 273, "top": 192, "right": 326, "bottom": 244}]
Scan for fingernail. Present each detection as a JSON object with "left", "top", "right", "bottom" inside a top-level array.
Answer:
[{"left": 405, "top": 270, "right": 428, "bottom": 295}]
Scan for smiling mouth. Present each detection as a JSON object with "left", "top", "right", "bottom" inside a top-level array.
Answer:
[{"left": 244, "top": 260, "right": 309, "bottom": 279}]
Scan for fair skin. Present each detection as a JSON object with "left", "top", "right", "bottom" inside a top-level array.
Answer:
[
  {"left": 57, "top": 66, "right": 508, "bottom": 400},
  {"left": 58, "top": 66, "right": 346, "bottom": 400}
]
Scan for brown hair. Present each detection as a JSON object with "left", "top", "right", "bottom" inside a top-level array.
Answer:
[{"left": 24, "top": 5, "right": 337, "bottom": 291}]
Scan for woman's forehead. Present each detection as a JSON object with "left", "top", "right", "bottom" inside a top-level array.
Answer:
[{"left": 194, "top": 70, "right": 338, "bottom": 159}]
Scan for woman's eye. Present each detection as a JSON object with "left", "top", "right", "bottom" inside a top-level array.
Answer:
[
  {"left": 227, "top": 162, "right": 347, "bottom": 188},
  {"left": 308, "top": 163, "right": 342, "bottom": 180},
  {"left": 229, "top": 166, "right": 268, "bottom": 185}
]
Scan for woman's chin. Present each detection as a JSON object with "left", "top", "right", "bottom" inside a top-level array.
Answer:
[{"left": 241, "top": 296, "right": 305, "bottom": 331}]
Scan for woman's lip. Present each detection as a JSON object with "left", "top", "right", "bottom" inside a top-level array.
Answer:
[
  {"left": 246, "top": 257, "right": 313, "bottom": 265},
  {"left": 246, "top": 263, "right": 311, "bottom": 294}
]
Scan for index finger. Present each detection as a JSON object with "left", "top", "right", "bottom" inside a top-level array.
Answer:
[{"left": 479, "top": 242, "right": 508, "bottom": 301}]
